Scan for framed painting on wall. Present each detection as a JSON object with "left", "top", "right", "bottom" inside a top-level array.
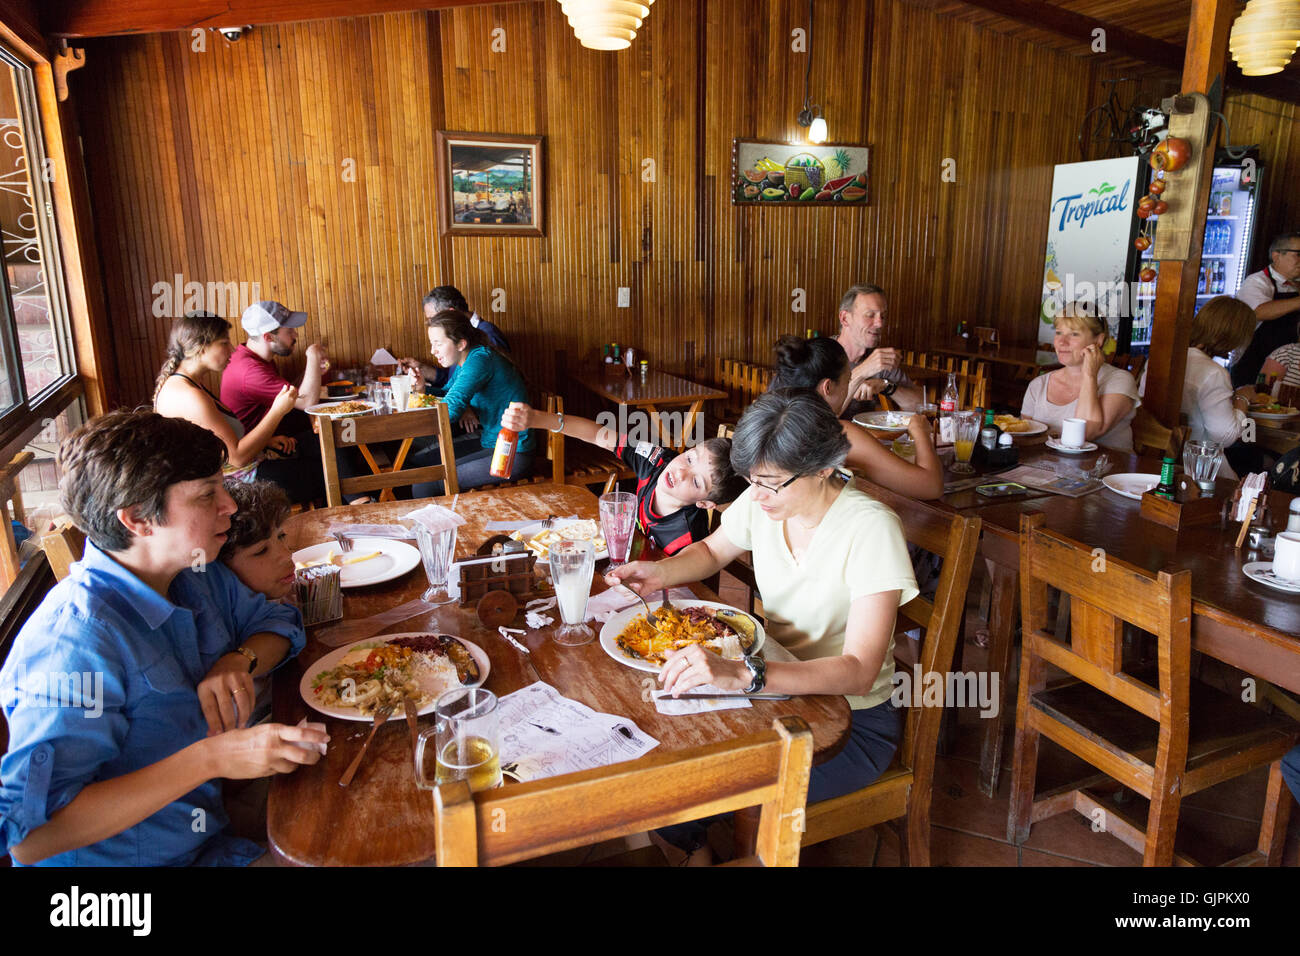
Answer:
[
  {"left": 436, "top": 131, "right": 545, "bottom": 237},
  {"left": 731, "top": 139, "right": 870, "bottom": 205}
]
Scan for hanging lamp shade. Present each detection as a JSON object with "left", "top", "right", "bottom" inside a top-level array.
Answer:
[
  {"left": 1230, "top": 0, "right": 1300, "bottom": 76},
  {"left": 558, "top": 0, "right": 655, "bottom": 51}
]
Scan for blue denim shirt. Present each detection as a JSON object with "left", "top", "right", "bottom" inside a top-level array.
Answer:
[{"left": 0, "top": 541, "right": 305, "bottom": 866}]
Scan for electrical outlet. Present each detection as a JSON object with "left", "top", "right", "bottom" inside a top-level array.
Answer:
[{"left": 617, "top": 287, "right": 630, "bottom": 308}]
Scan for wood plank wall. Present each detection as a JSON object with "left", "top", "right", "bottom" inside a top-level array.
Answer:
[{"left": 67, "top": 0, "right": 1294, "bottom": 408}]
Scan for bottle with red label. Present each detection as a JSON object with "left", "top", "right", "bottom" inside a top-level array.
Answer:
[
  {"left": 939, "top": 372, "right": 959, "bottom": 443},
  {"left": 490, "top": 426, "right": 518, "bottom": 479}
]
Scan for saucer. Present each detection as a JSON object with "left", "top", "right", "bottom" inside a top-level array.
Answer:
[
  {"left": 1045, "top": 437, "right": 1098, "bottom": 455},
  {"left": 1241, "top": 562, "right": 1300, "bottom": 595}
]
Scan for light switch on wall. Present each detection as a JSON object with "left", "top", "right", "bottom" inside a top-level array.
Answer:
[{"left": 617, "top": 287, "right": 630, "bottom": 308}]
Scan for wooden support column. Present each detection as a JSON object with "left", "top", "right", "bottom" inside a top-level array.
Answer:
[{"left": 1142, "top": 0, "right": 1236, "bottom": 428}]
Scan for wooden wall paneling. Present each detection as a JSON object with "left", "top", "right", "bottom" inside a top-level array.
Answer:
[{"left": 68, "top": 1, "right": 1300, "bottom": 409}]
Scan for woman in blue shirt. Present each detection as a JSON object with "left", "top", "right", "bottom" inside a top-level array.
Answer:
[
  {"left": 410, "top": 308, "right": 536, "bottom": 496},
  {"left": 0, "top": 411, "right": 327, "bottom": 866}
]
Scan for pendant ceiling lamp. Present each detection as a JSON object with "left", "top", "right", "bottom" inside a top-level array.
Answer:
[
  {"left": 558, "top": 0, "right": 655, "bottom": 51},
  {"left": 1229, "top": 0, "right": 1300, "bottom": 76}
]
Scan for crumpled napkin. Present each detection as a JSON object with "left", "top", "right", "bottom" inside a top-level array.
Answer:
[
  {"left": 584, "top": 586, "right": 696, "bottom": 623},
  {"left": 405, "top": 503, "right": 466, "bottom": 534},
  {"left": 653, "top": 684, "right": 753, "bottom": 715}
]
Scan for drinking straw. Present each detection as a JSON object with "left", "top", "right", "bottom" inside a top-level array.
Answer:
[{"left": 450, "top": 493, "right": 459, "bottom": 512}]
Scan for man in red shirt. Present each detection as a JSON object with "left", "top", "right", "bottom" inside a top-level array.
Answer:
[{"left": 221, "top": 301, "right": 328, "bottom": 432}]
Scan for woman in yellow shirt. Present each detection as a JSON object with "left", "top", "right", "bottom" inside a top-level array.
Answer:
[{"left": 608, "top": 389, "right": 918, "bottom": 862}]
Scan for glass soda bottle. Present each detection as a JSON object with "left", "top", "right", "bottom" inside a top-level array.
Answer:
[{"left": 939, "top": 372, "right": 959, "bottom": 444}]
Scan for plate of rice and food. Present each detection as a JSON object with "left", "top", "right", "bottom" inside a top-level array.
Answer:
[
  {"left": 1246, "top": 398, "right": 1299, "bottom": 421},
  {"left": 509, "top": 518, "right": 608, "bottom": 564},
  {"left": 301, "top": 633, "right": 489, "bottom": 721},
  {"left": 991, "top": 414, "right": 1047, "bottom": 437},
  {"left": 599, "top": 599, "right": 765, "bottom": 673},
  {"left": 306, "top": 399, "right": 376, "bottom": 418}
]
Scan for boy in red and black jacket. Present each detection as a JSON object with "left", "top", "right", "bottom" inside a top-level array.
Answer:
[{"left": 500, "top": 403, "right": 746, "bottom": 554}]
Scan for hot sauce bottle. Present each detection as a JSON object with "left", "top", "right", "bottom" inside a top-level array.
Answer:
[{"left": 490, "top": 426, "right": 518, "bottom": 478}]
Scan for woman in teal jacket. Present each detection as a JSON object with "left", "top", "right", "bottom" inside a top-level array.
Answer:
[{"left": 411, "top": 308, "right": 536, "bottom": 496}]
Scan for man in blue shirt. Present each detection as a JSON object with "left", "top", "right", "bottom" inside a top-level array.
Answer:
[
  {"left": 407, "top": 285, "right": 511, "bottom": 399},
  {"left": 0, "top": 410, "right": 327, "bottom": 866}
]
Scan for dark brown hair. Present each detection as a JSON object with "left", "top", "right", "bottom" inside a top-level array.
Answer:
[
  {"left": 771, "top": 334, "right": 850, "bottom": 392},
  {"left": 154, "top": 312, "right": 232, "bottom": 401},
  {"left": 694, "top": 437, "right": 747, "bottom": 505},
  {"left": 425, "top": 308, "right": 491, "bottom": 352},
  {"left": 218, "top": 479, "right": 291, "bottom": 562},
  {"left": 58, "top": 409, "right": 228, "bottom": 552},
  {"left": 1190, "top": 296, "right": 1258, "bottom": 358}
]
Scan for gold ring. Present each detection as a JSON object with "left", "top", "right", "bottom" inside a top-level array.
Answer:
[{"left": 233, "top": 688, "right": 246, "bottom": 696}]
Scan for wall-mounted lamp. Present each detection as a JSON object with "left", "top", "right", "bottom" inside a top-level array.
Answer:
[{"left": 795, "top": 0, "right": 827, "bottom": 143}]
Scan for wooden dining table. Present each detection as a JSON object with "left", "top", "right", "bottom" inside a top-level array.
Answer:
[
  {"left": 891, "top": 437, "right": 1300, "bottom": 797},
  {"left": 573, "top": 367, "right": 727, "bottom": 452},
  {"left": 267, "top": 482, "right": 849, "bottom": 866}
]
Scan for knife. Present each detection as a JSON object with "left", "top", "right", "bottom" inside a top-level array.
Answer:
[
  {"left": 662, "top": 693, "right": 792, "bottom": 701},
  {"left": 401, "top": 694, "right": 421, "bottom": 760}
]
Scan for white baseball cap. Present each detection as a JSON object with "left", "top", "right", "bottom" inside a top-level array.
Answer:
[{"left": 241, "top": 300, "right": 307, "bottom": 337}]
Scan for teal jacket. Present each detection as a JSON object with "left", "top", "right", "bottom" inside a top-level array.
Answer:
[{"left": 441, "top": 346, "right": 538, "bottom": 454}]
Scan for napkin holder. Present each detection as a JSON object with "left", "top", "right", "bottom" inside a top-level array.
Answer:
[
  {"left": 458, "top": 535, "right": 551, "bottom": 608},
  {"left": 1140, "top": 476, "right": 1220, "bottom": 530}
]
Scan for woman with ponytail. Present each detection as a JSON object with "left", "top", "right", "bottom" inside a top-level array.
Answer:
[
  {"left": 771, "top": 335, "right": 944, "bottom": 499},
  {"left": 154, "top": 313, "right": 321, "bottom": 503}
]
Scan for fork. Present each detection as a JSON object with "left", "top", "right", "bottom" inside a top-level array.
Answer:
[
  {"left": 542, "top": 514, "right": 556, "bottom": 529},
  {"left": 339, "top": 703, "right": 394, "bottom": 787},
  {"left": 629, "top": 588, "right": 667, "bottom": 630}
]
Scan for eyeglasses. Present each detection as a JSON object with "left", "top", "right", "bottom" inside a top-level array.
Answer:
[
  {"left": 746, "top": 473, "right": 803, "bottom": 494},
  {"left": 1277, "top": 249, "right": 1300, "bottom": 256}
]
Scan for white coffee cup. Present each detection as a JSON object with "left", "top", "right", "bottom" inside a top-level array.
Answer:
[
  {"left": 1273, "top": 532, "right": 1300, "bottom": 582},
  {"left": 1060, "top": 417, "right": 1087, "bottom": 448}
]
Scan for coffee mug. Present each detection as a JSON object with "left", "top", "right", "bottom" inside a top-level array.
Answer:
[
  {"left": 1273, "top": 532, "right": 1300, "bottom": 582},
  {"left": 1060, "top": 418, "right": 1087, "bottom": 448}
]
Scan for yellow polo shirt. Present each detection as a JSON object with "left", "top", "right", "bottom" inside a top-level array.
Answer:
[{"left": 720, "top": 479, "right": 918, "bottom": 709}]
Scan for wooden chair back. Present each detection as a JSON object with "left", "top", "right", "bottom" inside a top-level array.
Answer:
[
  {"left": 42, "top": 520, "right": 85, "bottom": 582},
  {"left": 434, "top": 716, "right": 813, "bottom": 867},
  {"left": 713, "top": 357, "right": 772, "bottom": 418},
  {"left": 0, "top": 452, "right": 33, "bottom": 591},
  {"left": 317, "top": 404, "right": 459, "bottom": 507},
  {"left": 799, "top": 480, "right": 982, "bottom": 864},
  {"left": 1131, "top": 406, "right": 1184, "bottom": 459}
]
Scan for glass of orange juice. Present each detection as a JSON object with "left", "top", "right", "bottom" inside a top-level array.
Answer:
[{"left": 951, "top": 411, "right": 981, "bottom": 475}]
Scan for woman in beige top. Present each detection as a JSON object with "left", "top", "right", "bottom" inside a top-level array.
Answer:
[{"left": 1020, "top": 307, "right": 1139, "bottom": 451}]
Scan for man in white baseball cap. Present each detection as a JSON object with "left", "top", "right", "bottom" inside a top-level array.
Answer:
[{"left": 220, "top": 301, "right": 327, "bottom": 432}]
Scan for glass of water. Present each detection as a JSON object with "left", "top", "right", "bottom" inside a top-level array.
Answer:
[
  {"left": 1182, "top": 439, "right": 1223, "bottom": 494},
  {"left": 414, "top": 522, "right": 457, "bottom": 605},
  {"left": 550, "top": 539, "right": 595, "bottom": 646}
]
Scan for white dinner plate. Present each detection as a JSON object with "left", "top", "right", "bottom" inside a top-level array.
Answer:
[
  {"left": 299, "top": 633, "right": 490, "bottom": 722},
  {"left": 1045, "top": 437, "right": 1098, "bottom": 455},
  {"left": 292, "top": 536, "right": 421, "bottom": 587},
  {"left": 1247, "top": 408, "right": 1300, "bottom": 422},
  {"left": 1103, "top": 473, "right": 1159, "bottom": 500},
  {"left": 305, "top": 400, "right": 376, "bottom": 418},
  {"left": 996, "top": 417, "right": 1048, "bottom": 438},
  {"left": 852, "top": 410, "right": 913, "bottom": 434},
  {"left": 1242, "top": 562, "right": 1300, "bottom": 595},
  {"left": 511, "top": 520, "right": 609, "bottom": 565},
  {"left": 599, "top": 599, "right": 766, "bottom": 674}
]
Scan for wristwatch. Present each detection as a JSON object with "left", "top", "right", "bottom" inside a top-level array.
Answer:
[
  {"left": 742, "top": 655, "right": 767, "bottom": 695},
  {"left": 233, "top": 646, "right": 258, "bottom": 673},
  {"left": 880, "top": 380, "right": 898, "bottom": 398}
]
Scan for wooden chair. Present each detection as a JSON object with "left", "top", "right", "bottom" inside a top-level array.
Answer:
[
  {"left": 542, "top": 394, "right": 634, "bottom": 490},
  {"left": 317, "top": 404, "right": 459, "bottom": 507},
  {"left": 0, "top": 451, "right": 33, "bottom": 591},
  {"left": 1131, "top": 406, "right": 1186, "bottom": 459},
  {"left": 433, "top": 716, "right": 813, "bottom": 867},
  {"left": 712, "top": 357, "right": 772, "bottom": 420},
  {"left": 797, "top": 484, "right": 982, "bottom": 865},
  {"left": 1008, "top": 513, "right": 1297, "bottom": 866},
  {"left": 42, "top": 520, "right": 85, "bottom": 582},
  {"left": 705, "top": 423, "right": 756, "bottom": 613}
]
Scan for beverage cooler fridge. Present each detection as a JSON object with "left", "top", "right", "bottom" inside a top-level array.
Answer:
[{"left": 1127, "top": 151, "right": 1264, "bottom": 355}]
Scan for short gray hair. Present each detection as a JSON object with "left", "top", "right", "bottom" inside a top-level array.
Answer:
[
  {"left": 1270, "top": 233, "right": 1300, "bottom": 257},
  {"left": 838, "top": 283, "right": 886, "bottom": 316},
  {"left": 422, "top": 285, "right": 469, "bottom": 313},
  {"left": 730, "top": 389, "right": 850, "bottom": 479}
]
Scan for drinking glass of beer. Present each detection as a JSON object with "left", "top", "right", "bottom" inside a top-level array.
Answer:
[
  {"left": 415, "top": 686, "right": 502, "bottom": 793},
  {"left": 951, "top": 410, "right": 981, "bottom": 475}
]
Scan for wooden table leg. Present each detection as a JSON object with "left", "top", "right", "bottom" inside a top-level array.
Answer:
[
  {"left": 979, "top": 562, "right": 1018, "bottom": 797},
  {"left": 680, "top": 400, "right": 705, "bottom": 451},
  {"left": 643, "top": 403, "right": 665, "bottom": 448}
]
